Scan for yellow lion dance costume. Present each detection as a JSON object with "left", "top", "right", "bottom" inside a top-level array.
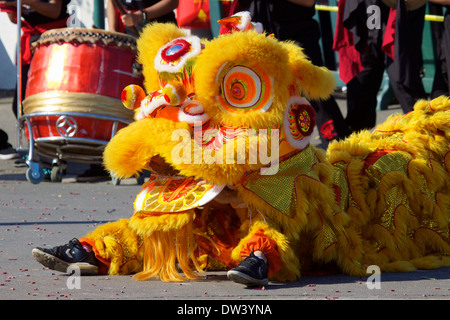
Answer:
[{"left": 33, "top": 18, "right": 450, "bottom": 284}]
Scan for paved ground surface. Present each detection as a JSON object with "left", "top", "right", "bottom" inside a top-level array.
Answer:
[{"left": 0, "top": 95, "right": 449, "bottom": 305}]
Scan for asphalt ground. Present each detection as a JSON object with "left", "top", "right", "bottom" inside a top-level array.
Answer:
[{"left": 0, "top": 95, "right": 449, "bottom": 308}]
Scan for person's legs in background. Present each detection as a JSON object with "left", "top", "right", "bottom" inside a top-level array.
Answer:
[
  {"left": 386, "top": 4, "right": 427, "bottom": 114},
  {"left": 291, "top": 20, "right": 351, "bottom": 148},
  {"left": 345, "top": 45, "right": 385, "bottom": 132}
]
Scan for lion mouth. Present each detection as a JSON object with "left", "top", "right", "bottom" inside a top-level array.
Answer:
[
  {"left": 137, "top": 155, "right": 225, "bottom": 213},
  {"left": 147, "top": 155, "right": 182, "bottom": 177}
]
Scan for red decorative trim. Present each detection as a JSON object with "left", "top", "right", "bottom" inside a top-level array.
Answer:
[{"left": 161, "top": 39, "right": 191, "bottom": 63}]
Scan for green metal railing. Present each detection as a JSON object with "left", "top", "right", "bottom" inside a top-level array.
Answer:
[
  {"left": 315, "top": 4, "right": 444, "bottom": 21},
  {"left": 94, "top": 0, "right": 105, "bottom": 29}
]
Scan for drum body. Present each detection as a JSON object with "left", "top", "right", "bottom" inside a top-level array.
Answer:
[
  {"left": 25, "top": 28, "right": 140, "bottom": 99},
  {"left": 21, "top": 29, "right": 141, "bottom": 181}
]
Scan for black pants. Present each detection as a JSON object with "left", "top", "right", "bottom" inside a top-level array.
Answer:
[
  {"left": 346, "top": 4, "right": 427, "bottom": 132},
  {"left": 11, "top": 64, "right": 30, "bottom": 118},
  {"left": 246, "top": 0, "right": 351, "bottom": 148},
  {"left": 345, "top": 44, "right": 385, "bottom": 131},
  {"left": 0, "top": 64, "right": 30, "bottom": 149},
  {"left": 0, "top": 129, "right": 10, "bottom": 149},
  {"left": 277, "top": 16, "right": 351, "bottom": 147},
  {"left": 297, "top": 25, "right": 351, "bottom": 147},
  {"left": 430, "top": 4, "right": 450, "bottom": 98}
]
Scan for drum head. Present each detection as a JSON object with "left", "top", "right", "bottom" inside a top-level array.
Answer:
[{"left": 34, "top": 28, "right": 138, "bottom": 52}]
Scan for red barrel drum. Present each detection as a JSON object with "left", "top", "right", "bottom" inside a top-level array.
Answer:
[
  {"left": 25, "top": 28, "right": 141, "bottom": 98},
  {"left": 22, "top": 28, "right": 141, "bottom": 170}
]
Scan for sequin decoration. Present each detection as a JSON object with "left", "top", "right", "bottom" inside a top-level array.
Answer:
[
  {"left": 283, "top": 96, "right": 315, "bottom": 150},
  {"left": 241, "top": 145, "right": 320, "bottom": 217},
  {"left": 134, "top": 176, "right": 224, "bottom": 213},
  {"left": 216, "top": 63, "right": 274, "bottom": 113},
  {"left": 365, "top": 152, "right": 412, "bottom": 233}
]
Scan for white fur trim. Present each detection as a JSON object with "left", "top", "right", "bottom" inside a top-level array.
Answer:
[
  {"left": 178, "top": 99, "right": 210, "bottom": 124},
  {"left": 233, "top": 11, "right": 252, "bottom": 31},
  {"left": 154, "top": 36, "right": 202, "bottom": 73}
]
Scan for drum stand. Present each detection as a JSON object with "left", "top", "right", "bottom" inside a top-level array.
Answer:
[
  {"left": 14, "top": 5, "right": 65, "bottom": 184},
  {"left": 14, "top": 1, "right": 38, "bottom": 182},
  {"left": 15, "top": 24, "right": 143, "bottom": 184},
  {"left": 20, "top": 111, "right": 132, "bottom": 184}
]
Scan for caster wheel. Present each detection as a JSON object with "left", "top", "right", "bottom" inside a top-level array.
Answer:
[
  {"left": 51, "top": 166, "right": 63, "bottom": 182},
  {"left": 26, "top": 167, "right": 44, "bottom": 184}
]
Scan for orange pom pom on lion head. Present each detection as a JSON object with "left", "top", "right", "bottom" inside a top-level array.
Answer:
[{"left": 105, "top": 22, "right": 336, "bottom": 187}]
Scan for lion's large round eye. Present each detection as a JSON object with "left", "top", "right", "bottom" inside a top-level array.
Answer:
[{"left": 216, "top": 64, "right": 274, "bottom": 114}]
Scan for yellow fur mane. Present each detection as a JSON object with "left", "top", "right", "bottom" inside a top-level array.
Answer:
[{"left": 91, "top": 22, "right": 450, "bottom": 282}]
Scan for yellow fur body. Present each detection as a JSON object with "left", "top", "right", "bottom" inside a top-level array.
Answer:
[{"left": 83, "top": 23, "right": 449, "bottom": 282}]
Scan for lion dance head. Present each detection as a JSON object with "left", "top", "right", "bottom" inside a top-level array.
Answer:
[{"left": 102, "top": 16, "right": 337, "bottom": 281}]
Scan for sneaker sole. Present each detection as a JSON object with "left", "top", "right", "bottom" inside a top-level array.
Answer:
[
  {"left": 227, "top": 269, "right": 269, "bottom": 287},
  {"left": 0, "top": 153, "right": 21, "bottom": 160},
  {"left": 32, "top": 248, "right": 98, "bottom": 275}
]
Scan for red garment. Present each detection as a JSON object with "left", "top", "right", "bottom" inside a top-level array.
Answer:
[
  {"left": 332, "top": 0, "right": 364, "bottom": 84},
  {"left": 333, "top": 0, "right": 397, "bottom": 83},
  {"left": 0, "top": 4, "right": 15, "bottom": 13},
  {"left": 382, "top": 8, "right": 397, "bottom": 60},
  {"left": 20, "top": 19, "right": 67, "bottom": 65},
  {"left": 113, "top": 7, "right": 126, "bottom": 33}
]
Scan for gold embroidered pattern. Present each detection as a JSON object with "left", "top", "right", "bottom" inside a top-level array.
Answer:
[
  {"left": 241, "top": 145, "right": 319, "bottom": 217},
  {"left": 332, "top": 161, "right": 350, "bottom": 212}
]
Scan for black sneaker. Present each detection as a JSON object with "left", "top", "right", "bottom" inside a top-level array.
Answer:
[
  {"left": 0, "top": 144, "right": 20, "bottom": 160},
  {"left": 32, "top": 238, "right": 98, "bottom": 275},
  {"left": 227, "top": 251, "right": 269, "bottom": 287}
]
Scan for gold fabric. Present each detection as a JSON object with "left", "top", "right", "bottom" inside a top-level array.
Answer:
[
  {"left": 332, "top": 160, "right": 350, "bottom": 212},
  {"left": 23, "top": 91, "right": 135, "bottom": 120},
  {"left": 365, "top": 152, "right": 412, "bottom": 232},
  {"left": 365, "top": 151, "right": 411, "bottom": 185},
  {"left": 240, "top": 145, "right": 320, "bottom": 217}
]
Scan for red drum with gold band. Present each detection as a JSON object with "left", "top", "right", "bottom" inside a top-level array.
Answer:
[{"left": 21, "top": 28, "right": 142, "bottom": 184}]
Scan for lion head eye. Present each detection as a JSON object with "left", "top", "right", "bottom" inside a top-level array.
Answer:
[
  {"left": 216, "top": 63, "right": 274, "bottom": 114},
  {"left": 154, "top": 36, "right": 202, "bottom": 73}
]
